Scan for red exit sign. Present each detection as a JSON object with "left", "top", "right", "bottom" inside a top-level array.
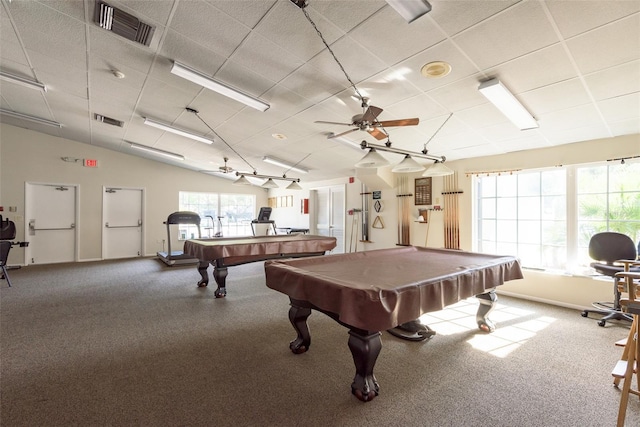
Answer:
[{"left": 84, "top": 159, "right": 98, "bottom": 167}]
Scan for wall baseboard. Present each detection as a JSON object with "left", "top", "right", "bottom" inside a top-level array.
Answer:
[{"left": 496, "top": 289, "right": 589, "bottom": 312}]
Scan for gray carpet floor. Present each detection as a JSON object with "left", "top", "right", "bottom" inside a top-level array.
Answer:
[{"left": 1, "top": 257, "right": 639, "bottom": 426}]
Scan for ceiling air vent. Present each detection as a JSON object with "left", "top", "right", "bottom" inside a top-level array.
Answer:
[
  {"left": 94, "top": 113, "right": 124, "bottom": 127},
  {"left": 94, "top": 0, "right": 155, "bottom": 47}
]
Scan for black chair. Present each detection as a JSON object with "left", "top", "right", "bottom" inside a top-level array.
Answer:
[
  {"left": 0, "top": 240, "right": 12, "bottom": 287},
  {"left": 582, "top": 232, "right": 640, "bottom": 326}
]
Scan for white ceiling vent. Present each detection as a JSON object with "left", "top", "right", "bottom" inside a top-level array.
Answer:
[
  {"left": 94, "top": 113, "right": 124, "bottom": 127},
  {"left": 94, "top": 0, "right": 155, "bottom": 47}
]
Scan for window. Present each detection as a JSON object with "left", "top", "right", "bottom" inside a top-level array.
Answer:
[
  {"left": 475, "top": 160, "right": 640, "bottom": 274},
  {"left": 179, "top": 192, "right": 256, "bottom": 238},
  {"left": 476, "top": 169, "right": 567, "bottom": 270}
]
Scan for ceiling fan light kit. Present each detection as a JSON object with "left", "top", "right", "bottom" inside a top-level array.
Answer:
[
  {"left": 478, "top": 79, "right": 538, "bottom": 130},
  {"left": 143, "top": 117, "right": 214, "bottom": 144},
  {"left": 170, "top": 61, "right": 270, "bottom": 112}
]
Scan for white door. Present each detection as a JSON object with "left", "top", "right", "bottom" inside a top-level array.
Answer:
[
  {"left": 103, "top": 187, "right": 144, "bottom": 259},
  {"left": 312, "top": 185, "right": 345, "bottom": 253},
  {"left": 25, "top": 183, "right": 77, "bottom": 264}
]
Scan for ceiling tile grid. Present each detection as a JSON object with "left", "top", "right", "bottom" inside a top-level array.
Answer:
[{"left": 0, "top": 0, "right": 638, "bottom": 183}]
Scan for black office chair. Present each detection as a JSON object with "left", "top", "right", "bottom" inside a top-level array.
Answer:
[
  {"left": 581, "top": 232, "right": 640, "bottom": 326},
  {"left": 0, "top": 240, "right": 12, "bottom": 287}
]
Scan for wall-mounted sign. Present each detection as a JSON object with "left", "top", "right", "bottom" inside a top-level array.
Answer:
[{"left": 84, "top": 159, "right": 98, "bottom": 167}]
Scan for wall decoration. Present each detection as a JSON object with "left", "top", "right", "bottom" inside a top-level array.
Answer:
[
  {"left": 372, "top": 216, "right": 384, "bottom": 229},
  {"left": 374, "top": 200, "right": 383, "bottom": 213},
  {"left": 414, "top": 177, "right": 432, "bottom": 205},
  {"left": 372, "top": 190, "right": 381, "bottom": 199}
]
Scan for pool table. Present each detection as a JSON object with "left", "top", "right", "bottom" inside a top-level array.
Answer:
[
  {"left": 183, "top": 234, "right": 337, "bottom": 297},
  {"left": 264, "top": 246, "right": 523, "bottom": 402}
]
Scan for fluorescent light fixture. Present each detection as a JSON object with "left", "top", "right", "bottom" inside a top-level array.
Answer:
[
  {"left": 262, "top": 156, "right": 309, "bottom": 174},
  {"left": 478, "top": 79, "right": 538, "bottom": 130},
  {"left": 0, "top": 70, "right": 47, "bottom": 92},
  {"left": 0, "top": 108, "right": 61, "bottom": 128},
  {"left": 328, "top": 133, "right": 362, "bottom": 151},
  {"left": 261, "top": 178, "right": 279, "bottom": 189},
  {"left": 422, "top": 161, "right": 453, "bottom": 177},
  {"left": 392, "top": 155, "right": 425, "bottom": 173},
  {"left": 287, "top": 180, "right": 302, "bottom": 190},
  {"left": 129, "top": 142, "right": 184, "bottom": 161},
  {"left": 385, "top": 0, "right": 432, "bottom": 23},
  {"left": 355, "top": 148, "right": 390, "bottom": 168},
  {"left": 143, "top": 117, "right": 213, "bottom": 144},
  {"left": 170, "top": 61, "right": 270, "bottom": 112}
]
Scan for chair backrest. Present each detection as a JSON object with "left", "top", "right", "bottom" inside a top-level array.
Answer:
[
  {"left": 0, "top": 216, "right": 16, "bottom": 240},
  {"left": 0, "top": 241, "right": 11, "bottom": 266},
  {"left": 589, "top": 232, "right": 637, "bottom": 265}
]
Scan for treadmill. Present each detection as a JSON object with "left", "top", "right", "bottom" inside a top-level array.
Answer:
[{"left": 157, "top": 211, "right": 202, "bottom": 266}]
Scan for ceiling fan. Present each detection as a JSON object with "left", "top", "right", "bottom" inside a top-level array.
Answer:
[
  {"left": 316, "top": 97, "right": 419, "bottom": 140},
  {"left": 199, "top": 157, "right": 234, "bottom": 175}
]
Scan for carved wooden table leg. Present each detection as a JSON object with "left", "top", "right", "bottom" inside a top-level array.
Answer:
[
  {"left": 196, "top": 260, "right": 209, "bottom": 287},
  {"left": 476, "top": 289, "right": 497, "bottom": 332},
  {"left": 288, "top": 303, "right": 312, "bottom": 354},
  {"left": 348, "top": 330, "right": 381, "bottom": 402},
  {"left": 212, "top": 260, "right": 228, "bottom": 298}
]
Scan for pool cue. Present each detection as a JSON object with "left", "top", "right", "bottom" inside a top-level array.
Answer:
[{"left": 424, "top": 209, "right": 431, "bottom": 247}]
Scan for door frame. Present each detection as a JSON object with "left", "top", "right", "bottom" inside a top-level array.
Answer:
[
  {"left": 310, "top": 184, "right": 346, "bottom": 253},
  {"left": 24, "top": 181, "right": 80, "bottom": 265},
  {"left": 101, "top": 186, "right": 146, "bottom": 260}
]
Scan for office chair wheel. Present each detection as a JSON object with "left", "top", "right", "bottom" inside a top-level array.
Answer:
[
  {"left": 581, "top": 310, "right": 588, "bottom": 317},
  {"left": 598, "top": 319, "right": 606, "bottom": 327}
]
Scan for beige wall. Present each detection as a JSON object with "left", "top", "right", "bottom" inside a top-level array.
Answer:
[
  {"left": 0, "top": 124, "right": 268, "bottom": 263},
  {"left": 2, "top": 121, "right": 639, "bottom": 310}
]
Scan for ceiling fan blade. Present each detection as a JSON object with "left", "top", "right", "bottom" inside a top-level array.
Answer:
[
  {"left": 362, "top": 105, "right": 383, "bottom": 122},
  {"left": 376, "top": 118, "right": 419, "bottom": 127},
  {"left": 315, "top": 120, "right": 354, "bottom": 126},
  {"left": 368, "top": 128, "right": 388, "bottom": 140},
  {"left": 329, "top": 128, "right": 359, "bottom": 138}
]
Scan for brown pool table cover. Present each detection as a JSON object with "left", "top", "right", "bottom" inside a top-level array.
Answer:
[
  {"left": 184, "top": 234, "right": 337, "bottom": 264},
  {"left": 264, "top": 246, "right": 523, "bottom": 331}
]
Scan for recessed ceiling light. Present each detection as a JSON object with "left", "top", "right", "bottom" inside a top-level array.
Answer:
[
  {"left": 421, "top": 61, "right": 451, "bottom": 79},
  {"left": 272, "top": 133, "right": 287, "bottom": 140}
]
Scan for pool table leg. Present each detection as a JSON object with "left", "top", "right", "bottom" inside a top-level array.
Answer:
[
  {"left": 288, "top": 303, "right": 312, "bottom": 354},
  {"left": 476, "top": 289, "right": 497, "bottom": 332},
  {"left": 348, "top": 330, "right": 381, "bottom": 402},
  {"left": 212, "top": 260, "right": 228, "bottom": 298},
  {"left": 196, "top": 261, "right": 209, "bottom": 287}
]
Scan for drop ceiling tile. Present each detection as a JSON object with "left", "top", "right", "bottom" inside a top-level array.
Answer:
[
  {"left": 546, "top": 0, "right": 640, "bottom": 39},
  {"left": 230, "top": 32, "right": 305, "bottom": 84},
  {"left": 426, "top": 73, "right": 487, "bottom": 113},
  {"left": 205, "top": 0, "right": 278, "bottom": 28},
  {"left": 608, "top": 119, "right": 640, "bottom": 137},
  {"left": 518, "top": 78, "right": 591, "bottom": 116},
  {"left": 583, "top": 60, "right": 640, "bottom": 101},
  {"left": 89, "top": 27, "right": 156, "bottom": 75},
  {"left": 310, "top": 0, "right": 385, "bottom": 33},
  {"left": 598, "top": 92, "right": 640, "bottom": 123},
  {"left": 157, "top": 30, "right": 227, "bottom": 79},
  {"left": 170, "top": 0, "right": 251, "bottom": 58},
  {"left": 566, "top": 14, "right": 640, "bottom": 74},
  {"left": 256, "top": 0, "right": 343, "bottom": 63},
  {"left": 349, "top": 4, "right": 446, "bottom": 67},
  {"left": 453, "top": 1, "right": 559, "bottom": 70},
  {"left": 397, "top": 40, "right": 480, "bottom": 93},
  {"left": 484, "top": 43, "right": 578, "bottom": 94},
  {"left": 215, "top": 58, "right": 276, "bottom": 100},
  {"left": 278, "top": 63, "right": 346, "bottom": 104},
  {"left": 429, "top": 0, "right": 519, "bottom": 36},
  {"left": 537, "top": 103, "right": 605, "bottom": 132}
]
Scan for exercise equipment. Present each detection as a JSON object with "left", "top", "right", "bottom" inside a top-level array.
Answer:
[{"left": 157, "top": 211, "right": 201, "bottom": 266}]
